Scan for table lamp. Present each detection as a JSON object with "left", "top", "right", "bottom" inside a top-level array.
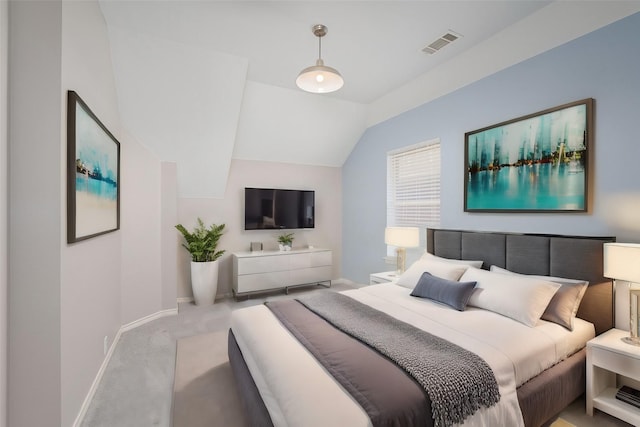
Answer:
[
  {"left": 603, "top": 242, "right": 640, "bottom": 346},
  {"left": 385, "top": 227, "right": 420, "bottom": 275}
]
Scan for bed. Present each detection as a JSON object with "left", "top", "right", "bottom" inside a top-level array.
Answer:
[{"left": 228, "top": 229, "right": 615, "bottom": 427}]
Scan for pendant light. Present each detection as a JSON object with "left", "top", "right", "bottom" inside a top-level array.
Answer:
[{"left": 296, "top": 24, "right": 344, "bottom": 94}]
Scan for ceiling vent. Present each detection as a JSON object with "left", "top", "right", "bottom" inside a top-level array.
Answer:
[{"left": 422, "top": 31, "right": 462, "bottom": 55}]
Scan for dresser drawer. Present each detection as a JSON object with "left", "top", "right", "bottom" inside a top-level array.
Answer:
[
  {"left": 310, "top": 251, "right": 332, "bottom": 267},
  {"left": 291, "top": 266, "right": 332, "bottom": 285},
  {"left": 288, "top": 253, "right": 311, "bottom": 269},
  {"left": 237, "top": 254, "right": 289, "bottom": 275},
  {"left": 236, "top": 271, "right": 289, "bottom": 293}
]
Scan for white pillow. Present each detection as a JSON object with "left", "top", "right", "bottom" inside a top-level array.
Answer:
[
  {"left": 420, "top": 252, "right": 483, "bottom": 269},
  {"left": 489, "top": 265, "right": 587, "bottom": 286},
  {"left": 396, "top": 258, "right": 470, "bottom": 290},
  {"left": 461, "top": 268, "right": 561, "bottom": 327},
  {"left": 489, "top": 265, "right": 589, "bottom": 330}
]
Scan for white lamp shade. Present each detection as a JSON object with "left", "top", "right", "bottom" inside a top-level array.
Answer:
[
  {"left": 385, "top": 227, "right": 420, "bottom": 248},
  {"left": 296, "top": 59, "right": 344, "bottom": 93},
  {"left": 603, "top": 242, "right": 640, "bottom": 283}
]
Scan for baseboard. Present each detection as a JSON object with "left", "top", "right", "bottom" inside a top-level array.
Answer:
[
  {"left": 177, "top": 294, "right": 230, "bottom": 304},
  {"left": 72, "top": 327, "right": 124, "bottom": 427},
  {"left": 72, "top": 308, "right": 178, "bottom": 427},
  {"left": 120, "top": 308, "right": 178, "bottom": 333}
]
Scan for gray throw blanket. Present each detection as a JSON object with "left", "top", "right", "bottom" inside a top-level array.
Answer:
[{"left": 296, "top": 291, "right": 500, "bottom": 427}]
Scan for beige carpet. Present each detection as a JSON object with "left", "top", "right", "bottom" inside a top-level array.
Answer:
[{"left": 172, "top": 331, "right": 248, "bottom": 427}]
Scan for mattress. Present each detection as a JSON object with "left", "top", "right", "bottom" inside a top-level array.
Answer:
[
  {"left": 229, "top": 283, "right": 595, "bottom": 427},
  {"left": 349, "top": 283, "right": 595, "bottom": 386}
]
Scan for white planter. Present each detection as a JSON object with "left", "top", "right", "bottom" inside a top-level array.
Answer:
[{"left": 190, "top": 260, "right": 219, "bottom": 305}]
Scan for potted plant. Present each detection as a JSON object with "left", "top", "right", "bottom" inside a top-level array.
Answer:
[
  {"left": 277, "top": 232, "right": 294, "bottom": 251},
  {"left": 175, "top": 218, "right": 226, "bottom": 305}
]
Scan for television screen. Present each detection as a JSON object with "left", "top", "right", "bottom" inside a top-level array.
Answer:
[{"left": 244, "top": 188, "right": 315, "bottom": 230}]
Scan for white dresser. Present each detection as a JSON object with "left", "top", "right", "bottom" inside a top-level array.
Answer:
[{"left": 232, "top": 248, "right": 332, "bottom": 297}]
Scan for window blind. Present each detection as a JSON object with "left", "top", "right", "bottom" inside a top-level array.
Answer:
[{"left": 387, "top": 139, "right": 441, "bottom": 228}]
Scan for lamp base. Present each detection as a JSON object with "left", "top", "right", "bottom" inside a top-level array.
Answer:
[
  {"left": 621, "top": 336, "right": 640, "bottom": 346},
  {"left": 396, "top": 247, "right": 407, "bottom": 275}
]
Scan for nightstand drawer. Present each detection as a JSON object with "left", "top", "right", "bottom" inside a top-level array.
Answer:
[{"left": 590, "top": 346, "right": 640, "bottom": 382}]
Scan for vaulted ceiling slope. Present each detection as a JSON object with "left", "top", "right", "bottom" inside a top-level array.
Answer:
[{"left": 98, "top": 1, "right": 640, "bottom": 198}]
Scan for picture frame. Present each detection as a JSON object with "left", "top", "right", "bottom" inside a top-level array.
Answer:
[
  {"left": 464, "top": 98, "right": 593, "bottom": 213},
  {"left": 67, "top": 91, "right": 120, "bottom": 243}
]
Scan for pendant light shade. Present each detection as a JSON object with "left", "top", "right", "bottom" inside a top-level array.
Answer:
[{"left": 296, "top": 24, "right": 344, "bottom": 94}]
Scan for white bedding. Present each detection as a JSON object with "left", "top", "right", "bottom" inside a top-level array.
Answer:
[{"left": 230, "top": 283, "right": 595, "bottom": 427}]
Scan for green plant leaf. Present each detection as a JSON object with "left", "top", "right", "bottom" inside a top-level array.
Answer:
[
  {"left": 277, "top": 232, "right": 295, "bottom": 245},
  {"left": 175, "top": 218, "right": 226, "bottom": 262}
]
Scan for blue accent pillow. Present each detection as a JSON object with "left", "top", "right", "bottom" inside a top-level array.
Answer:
[{"left": 410, "top": 272, "right": 477, "bottom": 311}]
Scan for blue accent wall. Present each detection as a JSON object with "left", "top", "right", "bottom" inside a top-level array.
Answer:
[{"left": 342, "top": 12, "right": 640, "bottom": 284}]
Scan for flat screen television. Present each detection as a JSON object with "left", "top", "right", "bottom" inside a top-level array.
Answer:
[{"left": 244, "top": 187, "right": 315, "bottom": 230}]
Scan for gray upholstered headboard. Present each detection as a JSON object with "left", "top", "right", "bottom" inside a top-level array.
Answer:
[{"left": 426, "top": 228, "right": 616, "bottom": 335}]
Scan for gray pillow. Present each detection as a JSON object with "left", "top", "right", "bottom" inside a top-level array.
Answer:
[
  {"left": 540, "top": 281, "right": 588, "bottom": 330},
  {"left": 410, "top": 272, "right": 477, "bottom": 311}
]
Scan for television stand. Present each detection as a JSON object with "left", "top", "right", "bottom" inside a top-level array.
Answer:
[{"left": 232, "top": 248, "right": 332, "bottom": 297}]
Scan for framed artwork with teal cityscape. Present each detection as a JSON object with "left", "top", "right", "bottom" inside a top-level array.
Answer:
[
  {"left": 464, "top": 98, "right": 592, "bottom": 212},
  {"left": 67, "top": 91, "right": 120, "bottom": 243}
]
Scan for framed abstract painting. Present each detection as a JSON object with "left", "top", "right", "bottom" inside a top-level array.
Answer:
[
  {"left": 464, "top": 98, "right": 593, "bottom": 212},
  {"left": 67, "top": 91, "right": 120, "bottom": 243}
]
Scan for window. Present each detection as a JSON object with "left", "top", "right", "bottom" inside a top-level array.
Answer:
[{"left": 387, "top": 139, "right": 441, "bottom": 231}]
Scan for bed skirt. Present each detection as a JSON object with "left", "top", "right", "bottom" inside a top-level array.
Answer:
[
  {"left": 228, "top": 329, "right": 586, "bottom": 427},
  {"left": 516, "top": 347, "right": 586, "bottom": 427},
  {"left": 228, "top": 330, "right": 274, "bottom": 427}
]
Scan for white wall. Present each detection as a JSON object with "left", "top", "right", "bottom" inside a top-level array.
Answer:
[
  {"left": 0, "top": 1, "right": 8, "bottom": 426},
  {"left": 177, "top": 159, "right": 342, "bottom": 299},
  {"left": 161, "top": 162, "right": 178, "bottom": 309},
  {"left": 60, "top": 2, "right": 123, "bottom": 426},
  {"left": 107, "top": 25, "right": 248, "bottom": 199},
  {"left": 8, "top": 2, "right": 63, "bottom": 426},
  {"left": 119, "top": 130, "right": 162, "bottom": 325},
  {"left": 9, "top": 1, "right": 167, "bottom": 425},
  {"left": 60, "top": 2, "right": 167, "bottom": 424}
]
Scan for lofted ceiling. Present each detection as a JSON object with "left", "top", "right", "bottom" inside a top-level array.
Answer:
[
  {"left": 99, "top": 0, "right": 554, "bottom": 104},
  {"left": 97, "top": 1, "right": 640, "bottom": 198}
]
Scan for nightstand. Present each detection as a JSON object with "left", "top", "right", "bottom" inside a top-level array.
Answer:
[
  {"left": 369, "top": 271, "right": 399, "bottom": 285},
  {"left": 586, "top": 328, "right": 640, "bottom": 425}
]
